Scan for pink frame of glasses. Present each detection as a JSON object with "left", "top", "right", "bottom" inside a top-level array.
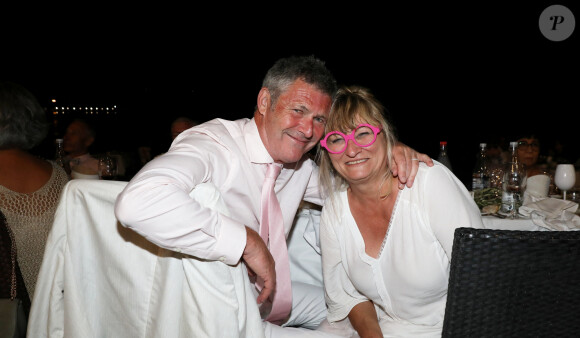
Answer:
[{"left": 320, "top": 123, "right": 381, "bottom": 154}]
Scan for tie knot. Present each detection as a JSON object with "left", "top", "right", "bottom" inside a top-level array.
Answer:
[{"left": 266, "top": 163, "right": 282, "bottom": 180}]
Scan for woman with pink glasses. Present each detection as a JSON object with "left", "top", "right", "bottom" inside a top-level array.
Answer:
[{"left": 315, "top": 86, "right": 483, "bottom": 337}]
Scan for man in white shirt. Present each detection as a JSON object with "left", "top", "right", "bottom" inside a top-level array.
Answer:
[
  {"left": 63, "top": 118, "right": 99, "bottom": 179},
  {"left": 115, "top": 55, "right": 432, "bottom": 337}
]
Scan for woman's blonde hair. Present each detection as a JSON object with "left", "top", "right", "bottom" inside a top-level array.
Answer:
[{"left": 316, "top": 85, "right": 398, "bottom": 199}]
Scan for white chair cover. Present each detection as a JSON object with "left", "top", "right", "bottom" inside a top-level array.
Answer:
[{"left": 28, "top": 180, "right": 264, "bottom": 338}]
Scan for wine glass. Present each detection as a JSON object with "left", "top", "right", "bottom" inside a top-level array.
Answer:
[
  {"left": 98, "top": 153, "right": 118, "bottom": 181},
  {"left": 554, "top": 164, "right": 576, "bottom": 200}
]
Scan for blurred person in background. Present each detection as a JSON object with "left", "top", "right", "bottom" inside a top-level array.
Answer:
[
  {"left": 486, "top": 135, "right": 509, "bottom": 169},
  {"left": 170, "top": 116, "right": 198, "bottom": 141},
  {"left": 515, "top": 133, "right": 560, "bottom": 199},
  {"left": 63, "top": 118, "right": 99, "bottom": 179},
  {"left": 0, "top": 81, "right": 69, "bottom": 336},
  {"left": 137, "top": 116, "right": 198, "bottom": 166},
  {"left": 516, "top": 133, "right": 547, "bottom": 177},
  {"left": 546, "top": 138, "right": 575, "bottom": 171}
]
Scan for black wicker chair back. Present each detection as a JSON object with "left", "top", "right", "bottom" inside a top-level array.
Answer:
[{"left": 442, "top": 227, "right": 580, "bottom": 337}]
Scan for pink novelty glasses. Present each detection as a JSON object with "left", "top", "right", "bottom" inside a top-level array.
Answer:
[{"left": 320, "top": 124, "right": 381, "bottom": 154}]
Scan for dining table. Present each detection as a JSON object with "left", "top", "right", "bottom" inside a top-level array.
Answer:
[
  {"left": 481, "top": 203, "right": 580, "bottom": 232},
  {"left": 475, "top": 188, "right": 580, "bottom": 232},
  {"left": 481, "top": 214, "right": 546, "bottom": 231}
]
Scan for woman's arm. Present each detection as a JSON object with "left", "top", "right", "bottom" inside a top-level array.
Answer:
[{"left": 348, "top": 301, "right": 383, "bottom": 338}]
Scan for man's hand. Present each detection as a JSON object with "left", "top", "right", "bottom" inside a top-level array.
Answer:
[
  {"left": 391, "top": 142, "right": 434, "bottom": 189},
  {"left": 243, "top": 227, "right": 276, "bottom": 305}
]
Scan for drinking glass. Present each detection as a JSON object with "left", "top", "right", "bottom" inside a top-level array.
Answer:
[
  {"left": 523, "top": 171, "right": 551, "bottom": 203},
  {"left": 98, "top": 154, "right": 118, "bottom": 180},
  {"left": 554, "top": 164, "right": 576, "bottom": 200},
  {"left": 568, "top": 189, "right": 580, "bottom": 204},
  {"left": 500, "top": 162, "right": 527, "bottom": 218}
]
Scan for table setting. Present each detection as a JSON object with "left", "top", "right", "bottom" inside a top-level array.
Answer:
[
  {"left": 472, "top": 165, "right": 580, "bottom": 232},
  {"left": 518, "top": 196, "right": 580, "bottom": 231}
]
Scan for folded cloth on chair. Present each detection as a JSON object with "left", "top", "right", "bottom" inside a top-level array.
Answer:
[{"left": 27, "top": 180, "right": 264, "bottom": 338}]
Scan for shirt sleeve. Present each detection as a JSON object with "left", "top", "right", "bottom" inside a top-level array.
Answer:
[
  {"left": 422, "top": 164, "right": 485, "bottom": 258},
  {"left": 114, "top": 133, "right": 246, "bottom": 265},
  {"left": 320, "top": 198, "right": 368, "bottom": 322}
]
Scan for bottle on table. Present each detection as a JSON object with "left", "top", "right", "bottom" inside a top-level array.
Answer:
[
  {"left": 472, "top": 143, "right": 490, "bottom": 191},
  {"left": 437, "top": 141, "right": 452, "bottom": 172},
  {"left": 500, "top": 141, "right": 527, "bottom": 217},
  {"left": 54, "top": 138, "right": 66, "bottom": 169}
]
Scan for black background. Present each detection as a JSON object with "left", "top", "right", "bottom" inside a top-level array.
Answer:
[{"left": 3, "top": 2, "right": 578, "bottom": 187}]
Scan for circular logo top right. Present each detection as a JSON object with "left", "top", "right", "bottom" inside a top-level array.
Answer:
[{"left": 539, "top": 5, "right": 575, "bottom": 41}]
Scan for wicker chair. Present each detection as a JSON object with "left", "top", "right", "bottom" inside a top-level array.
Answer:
[{"left": 442, "top": 227, "right": 580, "bottom": 337}]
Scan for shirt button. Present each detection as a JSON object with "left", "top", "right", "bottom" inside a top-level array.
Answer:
[{"left": 219, "top": 257, "right": 226, "bottom": 262}]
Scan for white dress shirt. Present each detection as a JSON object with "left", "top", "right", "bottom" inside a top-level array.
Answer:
[
  {"left": 319, "top": 162, "right": 484, "bottom": 337},
  {"left": 114, "top": 118, "right": 339, "bottom": 336},
  {"left": 68, "top": 153, "right": 99, "bottom": 177},
  {"left": 115, "top": 117, "right": 323, "bottom": 265}
]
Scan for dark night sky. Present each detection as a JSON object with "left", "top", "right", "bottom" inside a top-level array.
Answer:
[{"left": 3, "top": 2, "right": 578, "bottom": 185}]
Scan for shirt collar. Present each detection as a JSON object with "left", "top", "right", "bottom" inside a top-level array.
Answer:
[{"left": 245, "top": 118, "right": 275, "bottom": 165}]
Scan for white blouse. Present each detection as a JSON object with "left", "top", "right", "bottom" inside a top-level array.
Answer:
[{"left": 320, "top": 162, "right": 484, "bottom": 337}]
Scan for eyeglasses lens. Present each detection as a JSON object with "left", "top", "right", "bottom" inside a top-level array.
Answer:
[
  {"left": 517, "top": 141, "right": 539, "bottom": 150},
  {"left": 354, "top": 126, "right": 375, "bottom": 146}
]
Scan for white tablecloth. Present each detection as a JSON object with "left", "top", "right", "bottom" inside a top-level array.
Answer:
[
  {"left": 482, "top": 198, "right": 580, "bottom": 232},
  {"left": 481, "top": 215, "right": 545, "bottom": 231}
]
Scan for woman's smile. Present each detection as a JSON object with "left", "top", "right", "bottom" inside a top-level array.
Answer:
[{"left": 345, "top": 158, "right": 369, "bottom": 165}]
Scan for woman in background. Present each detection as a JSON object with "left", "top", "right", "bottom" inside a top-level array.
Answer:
[
  {"left": 516, "top": 133, "right": 545, "bottom": 177},
  {"left": 0, "top": 81, "right": 69, "bottom": 335}
]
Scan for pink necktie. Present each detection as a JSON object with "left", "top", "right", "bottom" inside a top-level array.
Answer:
[{"left": 259, "top": 163, "right": 292, "bottom": 325}]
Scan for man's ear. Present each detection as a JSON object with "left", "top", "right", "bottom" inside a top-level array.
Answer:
[{"left": 257, "top": 87, "right": 271, "bottom": 116}]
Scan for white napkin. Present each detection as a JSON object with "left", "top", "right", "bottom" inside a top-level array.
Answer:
[{"left": 519, "top": 196, "right": 580, "bottom": 231}]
